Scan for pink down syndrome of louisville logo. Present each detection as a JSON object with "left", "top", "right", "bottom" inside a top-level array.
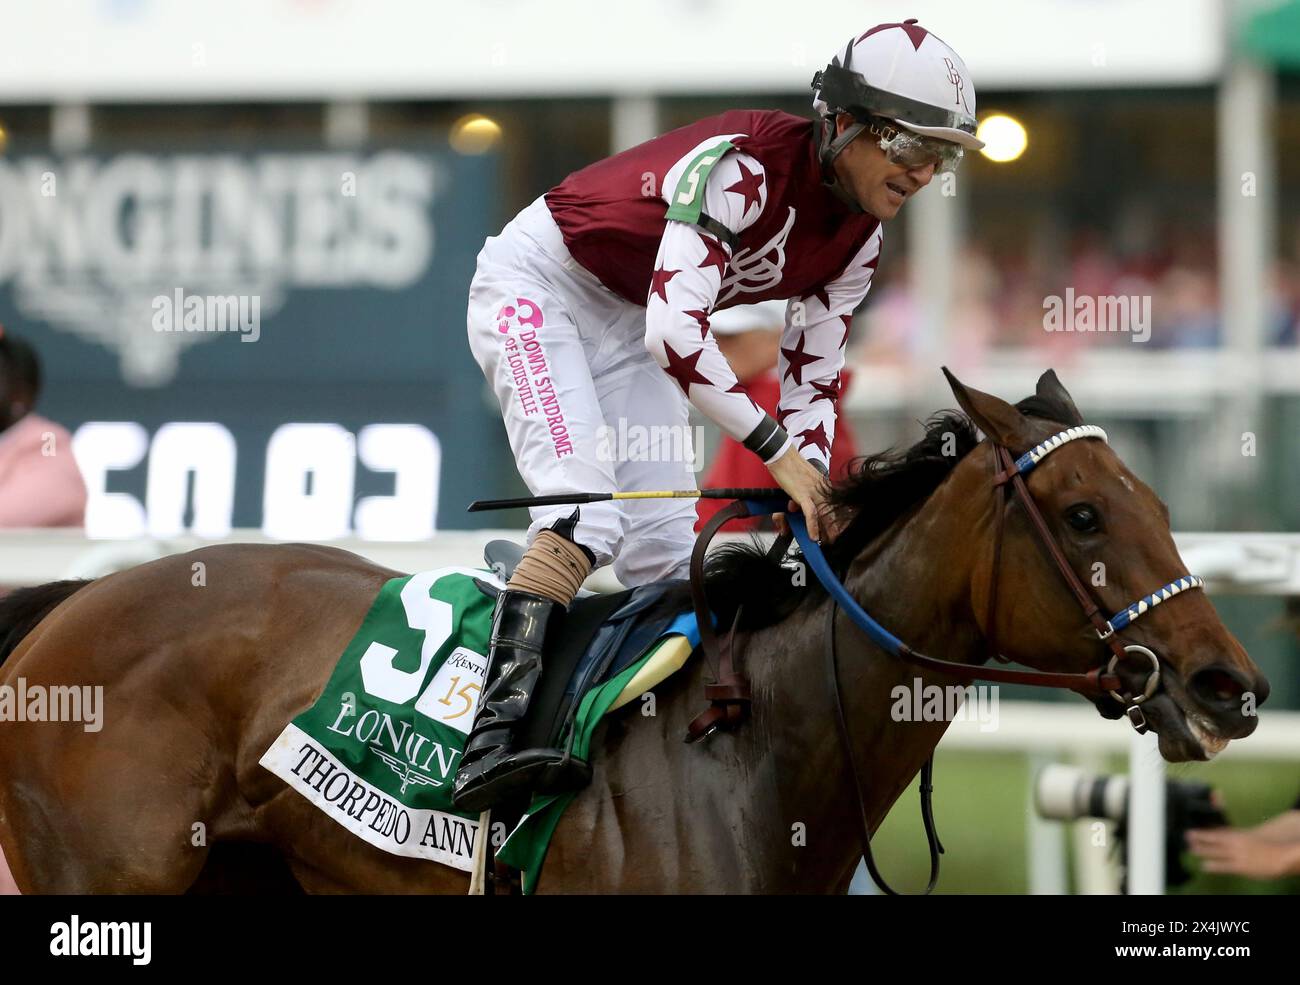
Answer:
[{"left": 496, "top": 297, "right": 544, "bottom": 333}]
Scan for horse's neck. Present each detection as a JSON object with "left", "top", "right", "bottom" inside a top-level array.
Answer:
[{"left": 742, "top": 480, "right": 987, "bottom": 892}]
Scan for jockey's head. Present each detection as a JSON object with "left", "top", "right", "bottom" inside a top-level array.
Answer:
[{"left": 811, "top": 19, "right": 983, "bottom": 219}]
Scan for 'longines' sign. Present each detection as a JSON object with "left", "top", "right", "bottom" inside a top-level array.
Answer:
[
  {"left": 0, "top": 149, "right": 437, "bottom": 386},
  {"left": 0, "top": 143, "right": 514, "bottom": 535}
]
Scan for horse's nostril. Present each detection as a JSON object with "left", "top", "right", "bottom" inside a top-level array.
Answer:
[
  {"left": 1254, "top": 673, "right": 1271, "bottom": 706},
  {"left": 1188, "top": 665, "right": 1248, "bottom": 707}
]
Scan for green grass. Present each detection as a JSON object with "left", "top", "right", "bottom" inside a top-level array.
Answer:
[{"left": 867, "top": 750, "right": 1300, "bottom": 894}]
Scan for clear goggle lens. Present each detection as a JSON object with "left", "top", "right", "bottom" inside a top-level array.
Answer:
[{"left": 871, "top": 120, "right": 964, "bottom": 174}]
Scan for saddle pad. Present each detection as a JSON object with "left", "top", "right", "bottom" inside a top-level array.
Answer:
[
  {"left": 257, "top": 567, "right": 699, "bottom": 876},
  {"left": 512, "top": 578, "right": 695, "bottom": 755}
]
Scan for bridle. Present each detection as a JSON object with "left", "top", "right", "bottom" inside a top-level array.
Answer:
[
  {"left": 979, "top": 425, "right": 1204, "bottom": 729},
  {"left": 686, "top": 424, "right": 1206, "bottom": 893}
]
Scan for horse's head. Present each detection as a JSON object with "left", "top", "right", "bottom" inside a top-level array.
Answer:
[{"left": 942, "top": 368, "right": 1268, "bottom": 762}]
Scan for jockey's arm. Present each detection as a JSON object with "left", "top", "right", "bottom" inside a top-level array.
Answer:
[
  {"left": 773, "top": 227, "right": 883, "bottom": 473},
  {"left": 643, "top": 149, "right": 792, "bottom": 466}
]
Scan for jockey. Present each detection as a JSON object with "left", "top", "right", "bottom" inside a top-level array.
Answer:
[{"left": 454, "top": 19, "right": 983, "bottom": 812}]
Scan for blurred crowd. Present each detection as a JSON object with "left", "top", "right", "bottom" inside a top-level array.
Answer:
[{"left": 854, "top": 223, "right": 1300, "bottom": 364}]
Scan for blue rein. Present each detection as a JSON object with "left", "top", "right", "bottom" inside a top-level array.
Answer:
[{"left": 741, "top": 498, "right": 908, "bottom": 658}]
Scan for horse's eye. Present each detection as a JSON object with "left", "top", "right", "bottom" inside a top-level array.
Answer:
[{"left": 1066, "top": 504, "right": 1101, "bottom": 533}]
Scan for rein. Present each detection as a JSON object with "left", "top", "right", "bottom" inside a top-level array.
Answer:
[{"left": 686, "top": 425, "right": 1206, "bottom": 894}]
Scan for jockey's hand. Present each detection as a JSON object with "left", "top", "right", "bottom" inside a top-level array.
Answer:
[{"left": 766, "top": 444, "right": 837, "bottom": 544}]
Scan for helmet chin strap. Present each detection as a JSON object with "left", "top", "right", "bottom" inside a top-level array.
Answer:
[{"left": 817, "top": 115, "right": 868, "bottom": 214}]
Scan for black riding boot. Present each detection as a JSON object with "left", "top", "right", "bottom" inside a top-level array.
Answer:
[{"left": 451, "top": 589, "right": 591, "bottom": 813}]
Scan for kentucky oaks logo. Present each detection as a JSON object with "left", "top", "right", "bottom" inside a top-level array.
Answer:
[{"left": 0, "top": 150, "right": 435, "bottom": 385}]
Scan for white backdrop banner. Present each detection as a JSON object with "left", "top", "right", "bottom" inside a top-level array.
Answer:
[{"left": 1, "top": 0, "right": 1225, "bottom": 102}]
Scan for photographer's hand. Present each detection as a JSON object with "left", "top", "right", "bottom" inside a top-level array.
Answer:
[{"left": 1186, "top": 826, "right": 1300, "bottom": 879}]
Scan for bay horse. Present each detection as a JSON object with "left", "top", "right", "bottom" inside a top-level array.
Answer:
[{"left": 0, "top": 371, "right": 1267, "bottom": 893}]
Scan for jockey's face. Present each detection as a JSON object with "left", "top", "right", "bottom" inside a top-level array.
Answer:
[{"left": 832, "top": 113, "right": 937, "bottom": 220}]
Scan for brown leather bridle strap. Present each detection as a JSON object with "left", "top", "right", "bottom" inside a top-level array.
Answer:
[
  {"left": 995, "top": 445, "right": 1130, "bottom": 668},
  {"left": 893, "top": 642, "right": 1115, "bottom": 692},
  {"left": 984, "top": 449, "right": 1009, "bottom": 664}
]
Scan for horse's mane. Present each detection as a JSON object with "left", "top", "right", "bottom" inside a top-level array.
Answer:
[
  {"left": 0, "top": 579, "right": 92, "bottom": 668},
  {"left": 701, "top": 392, "right": 1082, "bottom": 631}
]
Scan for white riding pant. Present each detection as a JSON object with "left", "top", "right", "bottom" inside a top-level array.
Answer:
[{"left": 466, "top": 196, "right": 698, "bottom": 586}]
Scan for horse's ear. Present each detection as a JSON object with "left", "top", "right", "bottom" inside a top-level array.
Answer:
[
  {"left": 942, "top": 367, "right": 1035, "bottom": 449},
  {"left": 1036, "top": 368, "right": 1084, "bottom": 425}
]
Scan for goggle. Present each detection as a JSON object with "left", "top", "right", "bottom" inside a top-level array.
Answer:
[{"left": 866, "top": 116, "right": 964, "bottom": 174}]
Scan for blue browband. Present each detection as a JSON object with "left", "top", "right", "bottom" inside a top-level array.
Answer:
[
  {"left": 1011, "top": 424, "right": 1109, "bottom": 475},
  {"left": 746, "top": 425, "right": 1204, "bottom": 653},
  {"left": 1099, "top": 575, "right": 1206, "bottom": 638}
]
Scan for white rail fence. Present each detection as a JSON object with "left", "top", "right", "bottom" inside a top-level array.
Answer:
[{"left": 3, "top": 529, "right": 1299, "bottom": 594}]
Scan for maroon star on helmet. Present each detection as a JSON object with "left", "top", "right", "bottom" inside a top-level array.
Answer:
[
  {"left": 650, "top": 266, "right": 680, "bottom": 303},
  {"left": 781, "top": 332, "right": 822, "bottom": 386},
  {"left": 839, "top": 313, "right": 853, "bottom": 349},
  {"left": 661, "top": 342, "right": 713, "bottom": 396},
  {"left": 861, "top": 20, "right": 929, "bottom": 51},
  {"left": 796, "top": 421, "right": 831, "bottom": 457},
  {"left": 726, "top": 381, "right": 759, "bottom": 412},
  {"left": 810, "top": 376, "right": 840, "bottom": 404},
  {"left": 682, "top": 308, "right": 711, "bottom": 339},
  {"left": 697, "top": 232, "right": 730, "bottom": 276},
  {"left": 776, "top": 405, "right": 798, "bottom": 428},
  {"left": 725, "top": 162, "right": 765, "bottom": 218}
]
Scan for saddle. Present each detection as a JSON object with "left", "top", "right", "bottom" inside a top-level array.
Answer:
[{"left": 477, "top": 541, "right": 694, "bottom": 765}]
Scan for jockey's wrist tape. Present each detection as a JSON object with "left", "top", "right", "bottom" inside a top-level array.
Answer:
[
  {"left": 744, "top": 415, "right": 790, "bottom": 464},
  {"left": 507, "top": 529, "right": 593, "bottom": 605}
]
